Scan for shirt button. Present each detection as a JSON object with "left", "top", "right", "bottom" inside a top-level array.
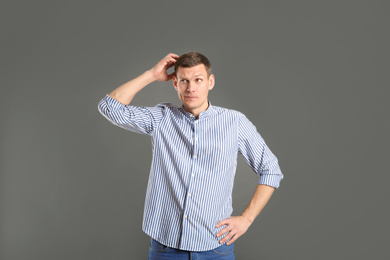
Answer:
[
  {"left": 184, "top": 214, "right": 188, "bottom": 218},
  {"left": 192, "top": 174, "right": 195, "bottom": 177},
  {"left": 194, "top": 155, "right": 197, "bottom": 159},
  {"left": 195, "top": 137, "right": 198, "bottom": 141},
  {"left": 194, "top": 120, "right": 198, "bottom": 124},
  {"left": 188, "top": 193, "right": 192, "bottom": 197}
]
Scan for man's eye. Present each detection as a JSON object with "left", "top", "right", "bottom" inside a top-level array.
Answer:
[
  {"left": 181, "top": 79, "right": 188, "bottom": 83},
  {"left": 196, "top": 79, "right": 202, "bottom": 82}
]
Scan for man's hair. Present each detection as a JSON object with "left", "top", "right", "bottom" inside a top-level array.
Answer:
[{"left": 174, "top": 52, "right": 212, "bottom": 78}]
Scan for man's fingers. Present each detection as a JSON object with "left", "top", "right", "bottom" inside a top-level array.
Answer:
[
  {"left": 165, "top": 61, "right": 176, "bottom": 68},
  {"left": 163, "top": 57, "right": 177, "bottom": 71},
  {"left": 219, "top": 231, "right": 237, "bottom": 244},
  {"left": 151, "top": 53, "right": 179, "bottom": 82},
  {"left": 216, "top": 226, "right": 230, "bottom": 237},
  {"left": 215, "top": 216, "right": 251, "bottom": 245},
  {"left": 167, "top": 53, "right": 179, "bottom": 59},
  {"left": 167, "top": 72, "right": 175, "bottom": 81},
  {"left": 168, "top": 56, "right": 178, "bottom": 64},
  {"left": 226, "top": 234, "right": 238, "bottom": 245},
  {"left": 216, "top": 219, "right": 228, "bottom": 228},
  {"left": 165, "top": 53, "right": 179, "bottom": 64},
  {"left": 159, "top": 54, "right": 178, "bottom": 66}
]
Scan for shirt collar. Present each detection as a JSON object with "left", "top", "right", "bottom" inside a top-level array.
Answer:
[{"left": 179, "top": 101, "right": 215, "bottom": 120}]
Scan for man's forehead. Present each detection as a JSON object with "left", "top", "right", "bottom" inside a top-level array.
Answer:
[
  {"left": 177, "top": 73, "right": 205, "bottom": 78},
  {"left": 176, "top": 64, "right": 208, "bottom": 77}
]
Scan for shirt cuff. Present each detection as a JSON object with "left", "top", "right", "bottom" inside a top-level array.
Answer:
[
  {"left": 104, "top": 94, "right": 126, "bottom": 110},
  {"left": 258, "top": 174, "right": 283, "bottom": 189}
]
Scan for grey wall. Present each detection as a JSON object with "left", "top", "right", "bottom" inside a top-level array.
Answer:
[{"left": 1, "top": 1, "right": 389, "bottom": 259}]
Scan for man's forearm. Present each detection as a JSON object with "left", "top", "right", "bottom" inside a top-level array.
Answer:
[
  {"left": 241, "top": 184, "right": 275, "bottom": 223},
  {"left": 109, "top": 70, "right": 155, "bottom": 105}
]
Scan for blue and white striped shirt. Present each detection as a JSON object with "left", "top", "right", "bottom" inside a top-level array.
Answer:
[{"left": 98, "top": 94, "right": 283, "bottom": 251}]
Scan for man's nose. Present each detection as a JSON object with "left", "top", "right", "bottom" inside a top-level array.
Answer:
[{"left": 186, "top": 82, "right": 195, "bottom": 92}]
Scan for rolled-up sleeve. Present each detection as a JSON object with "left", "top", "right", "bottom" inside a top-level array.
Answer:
[
  {"left": 238, "top": 113, "right": 284, "bottom": 188},
  {"left": 97, "top": 94, "right": 165, "bottom": 135}
]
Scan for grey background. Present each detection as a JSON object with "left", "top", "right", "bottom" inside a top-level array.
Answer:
[{"left": 1, "top": 1, "right": 389, "bottom": 259}]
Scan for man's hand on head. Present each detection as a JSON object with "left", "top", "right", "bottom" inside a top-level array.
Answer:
[
  {"left": 215, "top": 215, "right": 253, "bottom": 245},
  {"left": 149, "top": 53, "right": 179, "bottom": 82}
]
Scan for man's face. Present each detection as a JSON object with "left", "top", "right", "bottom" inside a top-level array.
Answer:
[{"left": 173, "top": 64, "right": 215, "bottom": 118}]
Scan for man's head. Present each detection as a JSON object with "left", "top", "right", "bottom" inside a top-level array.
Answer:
[
  {"left": 173, "top": 52, "right": 215, "bottom": 118},
  {"left": 174, "top": 52, "right": 212, "bottom": 78}
]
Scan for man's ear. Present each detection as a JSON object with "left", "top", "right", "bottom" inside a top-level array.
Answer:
[
  {"left": 208, "top": 74, "right": 215, "bottom": 90},
  {"left": 173, "top": 76, "right": 178, "bottom": 90}
]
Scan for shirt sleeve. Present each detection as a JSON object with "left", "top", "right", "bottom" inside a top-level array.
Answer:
[
  {"left": 97, "top": 94, "right": 165, "bottom": 136},
  {"left": 238, "top": 113, "right": 284, "bottom": 188}
]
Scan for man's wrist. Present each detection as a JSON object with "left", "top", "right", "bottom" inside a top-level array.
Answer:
[
  {"left": 143, "top": 70, "right": 158, "bottom": 84},
  {"left": 240, "top": 213, "right": 255, "bottom": 224}
]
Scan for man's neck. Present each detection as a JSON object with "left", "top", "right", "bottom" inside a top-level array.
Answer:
[{"left": 183, "top": 101, "right": 210, "bottom": 119}]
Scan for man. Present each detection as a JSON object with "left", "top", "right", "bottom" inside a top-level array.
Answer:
[{"left": 98, "top": 52, "right": 283, "bottom": 259}]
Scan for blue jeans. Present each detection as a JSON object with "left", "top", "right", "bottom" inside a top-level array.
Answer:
[{"left": 148, "top": 238, "right": 235, "bottom": 260}]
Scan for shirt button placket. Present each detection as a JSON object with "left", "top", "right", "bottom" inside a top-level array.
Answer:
[
  {"left": 192, "top": 119, "right": 199, "bottom": 176},
  {"left": 183, "top": 118, "right": 198, "bottom": 229}
]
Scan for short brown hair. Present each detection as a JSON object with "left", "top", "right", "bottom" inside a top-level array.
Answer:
[{"left": 174, "top": 52, "right": 212, "bottom": 78}]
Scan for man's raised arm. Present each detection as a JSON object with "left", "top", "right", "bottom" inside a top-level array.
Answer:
[{"left": 109, "top": 53, "right": 179, "bottom": 105}]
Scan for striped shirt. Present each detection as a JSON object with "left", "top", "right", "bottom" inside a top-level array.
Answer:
[{"left": 98, "top": 94, "right": 283, "bottom": 251}]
